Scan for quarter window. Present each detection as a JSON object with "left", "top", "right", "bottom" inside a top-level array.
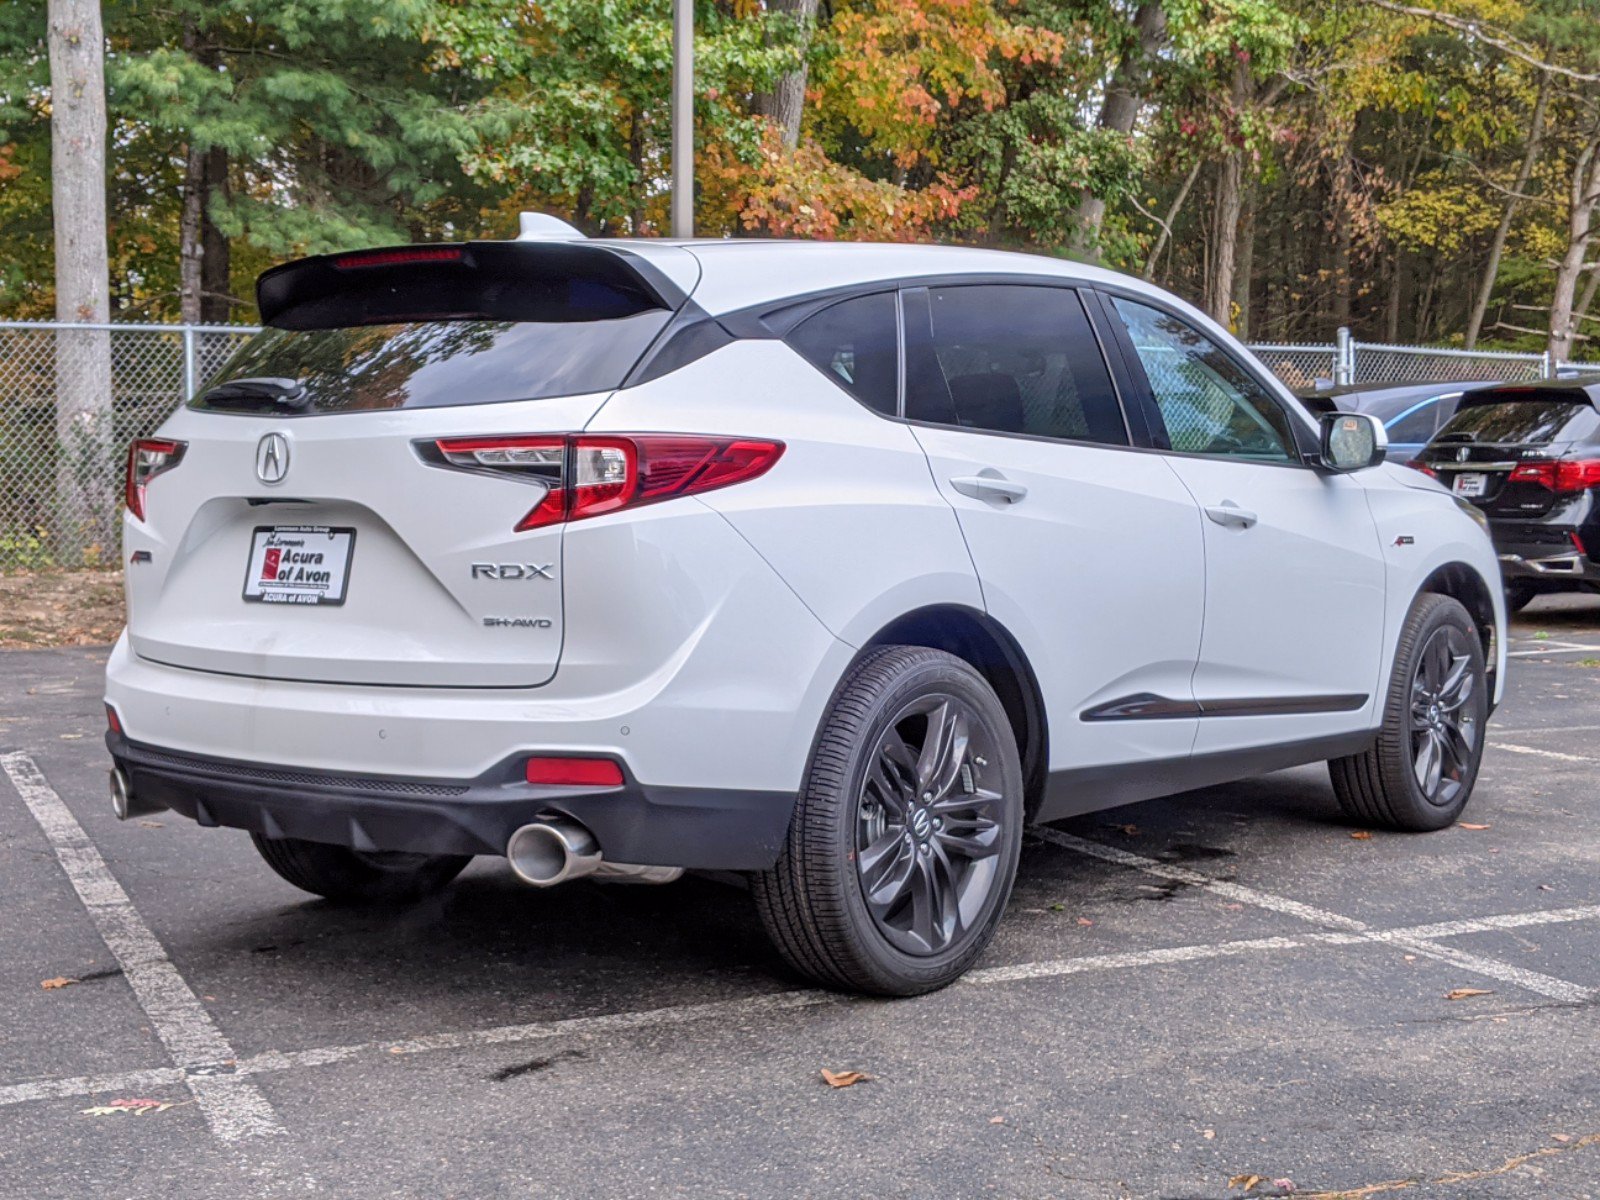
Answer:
[
  {"left": 785, "top": 292, "right": 900, "bottom": 416},
  {"left": 1111, "top": 297, "right": 1296, "bottom": 462},
  {"left": 904, "top": 285, "right": 1128, "bottom": 445}
]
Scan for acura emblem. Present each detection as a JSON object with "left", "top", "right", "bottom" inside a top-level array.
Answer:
[
  {"left": 256, "top": 433, "right": 290, "bottom": 484},
  {"left": 1456, "top": 447, "right": 1470, "bottom": 463}
]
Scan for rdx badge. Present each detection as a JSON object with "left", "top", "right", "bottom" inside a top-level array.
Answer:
[{"left": 471, "top": 563, "right": 554, "bottom": 581}]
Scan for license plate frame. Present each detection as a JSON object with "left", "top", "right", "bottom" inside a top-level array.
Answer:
[
  {"left": 242, "top": 525, "right": 357, "bottom": 606},
  {"left": 1452, "top": 472, "right": 1489, "bottom": 499}
]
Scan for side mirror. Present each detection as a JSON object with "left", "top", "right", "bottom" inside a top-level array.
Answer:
[{"left": 1318, "top": 411, "right": 1386, "bottom": 472}]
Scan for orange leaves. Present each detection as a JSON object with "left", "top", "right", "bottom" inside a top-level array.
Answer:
[
  {"left": 701, "top": 126, "right": 977, "bottom": 242},
  {"left": 815, "top": 0, "right": 1065, "bottom": 166},
  {"left": 820, "top": 1069, "right": 870, "bottom": 1088}
]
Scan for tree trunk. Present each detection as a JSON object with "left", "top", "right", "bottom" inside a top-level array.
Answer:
[
  {"left": 1385, "top": 247, "right": 1403, "bottom": 343},
  {"left": 1549, "top": 131, "right": 1600, "bottom": 362},
  {"left": 1331, "top": 155, "right": 1354, "bottom": 334},
  {"left": 1465, "top": 73, "right": 1550, "bottom": 349},
  {"left": 179, "top": 140, "right": 204, "bottom": 324},
  {"left": 1209, "top": 153, "right": 1244, "bottom": 326},
  {"left": 48, "top": 0, "right": 115, "bottom": 563},
  {"left": 199, "top": 145, "right": 230, "bottom": 323},
  {"left": 1143, "top": 158, "right": 1201, "bottom": 281},
  {"left": 1070, "top": 0, "right": 1167, "bottom": 253},
  {"left": 1232, "top": 178, "right": 1257, "bottom": 339},
  {"left": 752, "top": 0, "right": 818, "bottom": 150}
]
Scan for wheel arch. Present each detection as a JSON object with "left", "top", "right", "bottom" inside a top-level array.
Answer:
[
  {"left": 860, "top": 605, "right": 1049, "bottom": 821},
  {"left": 1419, "top": 560, "right": 1500, "bottom": 706}
]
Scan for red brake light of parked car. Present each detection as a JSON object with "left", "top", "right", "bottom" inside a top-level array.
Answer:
[
  {"left": 124, "top": 438, "right": 187, "bottom": 521},
  {"left": 1405, "top": 460, "right": 1439, "bottom": 479},
  {"left": 1508, "top": 459, "right": 1600, "bottom": 493},
  {"left": 330, "top": 246, "right": 465, "bottom": 270},
  {"left": 427, "top": 434, "right": 785, "bottom": 533},
  {"left": 524, "top": 756, "right": 625, "bottom": 788}
]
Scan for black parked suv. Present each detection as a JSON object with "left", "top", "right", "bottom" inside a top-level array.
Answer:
[{"left": 1412, "top": 378, "right": 1600, "bottom": 610}]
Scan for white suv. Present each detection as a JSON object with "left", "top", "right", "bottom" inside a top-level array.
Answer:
[{"left": 106, "top": 221, "right": 1506, "bottom": 995}]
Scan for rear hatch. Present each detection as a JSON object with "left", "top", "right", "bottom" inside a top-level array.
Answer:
[
  {"left": 1417, "top": 384, "right": 1600, "bottom": 518},
  {"left": 125, "top": 240, "right": 697, "bottom": 687}
]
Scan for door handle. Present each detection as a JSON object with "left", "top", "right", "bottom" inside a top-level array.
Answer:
[
  {"left": 950, "top": 474, "right": 1029, "bottom": 504},
  {"left": 1204, "top": 501, "right": 1258, "bottom": 529}
]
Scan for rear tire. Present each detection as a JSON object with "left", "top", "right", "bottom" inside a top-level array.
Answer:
[
  {"left": 1329, "top": 593, "right": 1488, "bottom": 831},
  {"left": 250, "top": 834, "right": 470, "bottom": 904},
  {"left": 752, "top": 646, "right": 1024, "bottom": 996}
]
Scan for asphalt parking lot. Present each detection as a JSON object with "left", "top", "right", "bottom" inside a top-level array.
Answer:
[{"left": 3, "top": 597, "right": 1600, "bottom": 1200}]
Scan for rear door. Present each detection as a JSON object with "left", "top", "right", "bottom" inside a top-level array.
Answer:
[
  {"left": 123, "top": 241, "right": 696, "bottom": 688},
  {"left": 1099, "top": 293, "right": 1387, "bottom": 755},
  {"left": 903, "top": 284, "right": 1207, "bottom": 794}
]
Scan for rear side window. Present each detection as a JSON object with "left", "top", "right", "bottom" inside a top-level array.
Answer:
[
  {"left": 1386, "top": 400, "right": 1440, "bottom": 444},
  {"left": 1440, "top": 393, "right": 1600, "bottom": 445},
  {"left": 785, "top": 292, "right": 900, "bottom": 416},
  {"left": 904, "top": 285, "right": 1127, "bottom": 445}
]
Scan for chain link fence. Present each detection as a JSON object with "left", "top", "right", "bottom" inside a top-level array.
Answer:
[
  {"left": 0, "top": 321, "right": 256, "bottom": 569},
  {"left": 1, "top": 319, "right": 1598, "bottom": 571}
]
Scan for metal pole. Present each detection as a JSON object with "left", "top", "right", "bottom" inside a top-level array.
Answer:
[
  {"left": 670, "top": 0, "right": 694, "bottom": 239},
  {"left": 1334, "top": 326, "right": 1354, "bottom": 386}
]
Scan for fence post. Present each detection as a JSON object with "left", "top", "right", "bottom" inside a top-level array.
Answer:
[
  {"left": 1541, "top": 349, "right": 1557, "bottom": 380},
  {"left": 1334, "top": 327, "right": 1354, "bottom": 386},
  {"left": 181, "top": 325, "right": 197, "bottom": 400}
]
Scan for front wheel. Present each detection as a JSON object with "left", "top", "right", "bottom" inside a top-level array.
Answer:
[
  {"left": 251, "top": 833, "right": 471, "bottom": 904},
  {"left": 752, "top": 646, "right": 1024, "bottom": 996},
  {"left": 1329, "top": 593, "right": 1488, "bottom": 831}
]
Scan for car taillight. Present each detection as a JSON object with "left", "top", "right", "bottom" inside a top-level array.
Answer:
[
  {"left": 425, "top": 434, "right": 785, "bottom": 532},
  {"left": 124, "top": 438, "right": 187, "bottom": 521},
  {"left": 1508, "top": 459, "right": 1600, "bottom": 493},
  {"left": 1406, "top": 461, "right": 1439, "bottom": 479}
]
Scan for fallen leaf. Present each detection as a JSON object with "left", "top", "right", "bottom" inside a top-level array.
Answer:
[
  {"left": 1223, "top": 903, "right": 1244, "bottom": 911},
  {"left": 1460, "top": 823, "right": 1491, "bottom": 830},
  {"left": 1203, "top": 1129, "right": 1216, "bottom": 1140},
  {"left": 1403, "top": 955, "right": 1417, "bottom": 963},
  {"left": 1446, "top": 987, "right": 1493, "bottom": 1001},
  {"left": 1229, "top": 1174, "right": 1265, "bottom": 1191},
  {"left": 1049, "top": 903, "right": 1065, "bottom": 912},
  {"left": 1273, "top": 1180, "right": 1296, "bottom": 1194},
  {"left": 820, "top": 1069, "right": 869, "bottom": 1089},
  {"left": 989, "top": 1116, "right": 1005, "bottom": 1125},
  {"left": 40, "top": 976, "right": 78, "bottom": 990},
  {"left": 1076, "top": 917, "right": 1094, "bottom": 927},
  {"left": 137, "top": 819, "right": 163, "bottom": 829},
  {"left": 1539, "top": 884, "right": 1555, "bottom": 891},
  {"left": 1553, "top": 1133, "right": 1572, "bottom": 1143},
  {"left": 1349, "top": 830, "right": 1372, "bottom": 840},
  {"left": 81, "top": 1097, "right": 179, "bottom": 1117}
]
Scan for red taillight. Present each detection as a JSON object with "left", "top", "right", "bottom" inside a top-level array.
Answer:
[
  {"left": 1509, "top": 459, "right": 1600, "bottom": 493},
  {"left": 124, "top": 438, "right": 187, "bottom": 521},
  {"left": 428, "top": 434, "right": 785, "bottom": 532},
  {"left": 524, "top": 756, "right": 625, "bottom": 787},
  {"left": 1406, "top": 461, "right": 1439, "bottom": 479},
  {"left": 105, "top": 703, "right": 122, "bottom": 735}
]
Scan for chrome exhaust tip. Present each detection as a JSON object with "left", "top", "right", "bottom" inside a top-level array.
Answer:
[
  {"left": 507, "top": 818, "right": 602, "bottom": 887},
  {"left": 109, "top": 767, "right": 165, "bottom": 821},
  {"left": 506, "top": 817, "right": 685, "bottom": 888}
]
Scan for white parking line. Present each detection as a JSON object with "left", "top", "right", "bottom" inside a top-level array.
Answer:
[
  {"left": 0, "top": 752, "right": 285, "bottom": 1143},
  {"left": 1031, "top": 828, "right": 1594, "bottom": 1004},
  {"left": 1490, "top": 742, "right": 1591, "bottom": 764},
  {"left": 6, "top": 899, "right": 1599, "bottom": 1113}
]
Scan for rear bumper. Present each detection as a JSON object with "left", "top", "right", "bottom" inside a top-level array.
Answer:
[
  {"left": 1492, "top": 532, "right": 1600, "bottom": 587},
  {"left": 108, "top": 732, "right": 794, "bottom": 870}
]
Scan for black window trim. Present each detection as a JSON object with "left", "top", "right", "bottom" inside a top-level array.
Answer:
[{"left": 1089, "top": 283, "right": 1324, "bottom": 469}]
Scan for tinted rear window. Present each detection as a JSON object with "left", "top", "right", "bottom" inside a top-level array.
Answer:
[
  {"left": 199, "top": 314, "right": 672, "bottom": 413},
  {"left": 1439, "top": 395, "right": 1600, "bottom": 445}
]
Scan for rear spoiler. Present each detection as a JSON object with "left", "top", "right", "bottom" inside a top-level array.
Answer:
[
  {"left": 256, "top": 242, "right": 689, "bottom": 330},
  {"left": 1459, "top": 378, "right": 1600, "bottom": 409}
]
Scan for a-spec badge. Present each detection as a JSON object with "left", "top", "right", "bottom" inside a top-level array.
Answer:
[{"left": 256, "top": 433, "right": 290, "bottom": 484}]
